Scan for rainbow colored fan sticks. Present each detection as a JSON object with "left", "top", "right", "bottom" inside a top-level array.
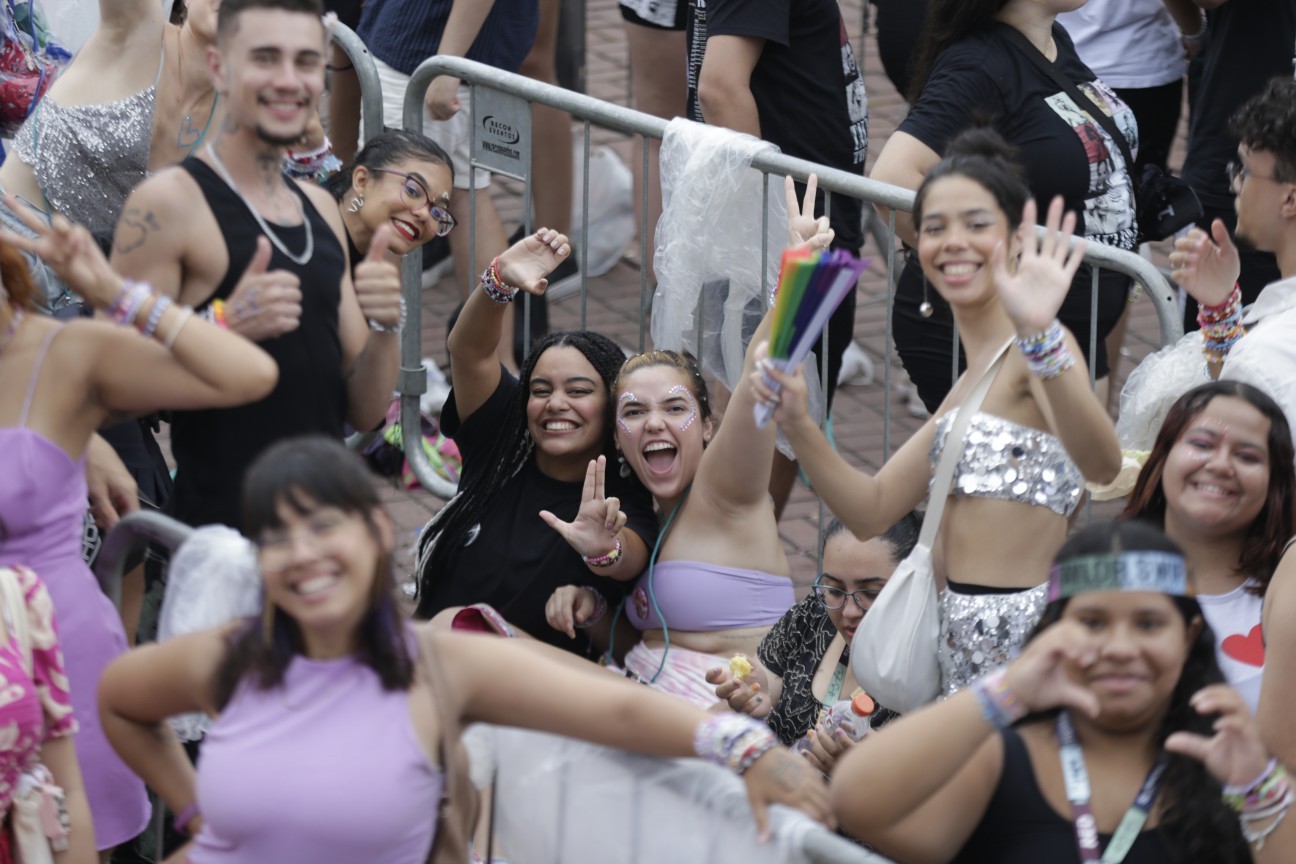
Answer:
[{"left": 754, "top": 248, "right": 870, "bottom": 429}]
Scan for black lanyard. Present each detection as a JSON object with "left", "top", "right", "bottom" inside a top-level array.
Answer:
[{"left": 1056, "top": 711, "right": 1166, "bottom": 863}]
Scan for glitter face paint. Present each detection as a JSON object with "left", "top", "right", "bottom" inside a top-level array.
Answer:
[
  {"left": 667, "top": 384, "right": 698, "bottom": 432},
  {"left": 617, "top": 391, "right": 638, "bottom": 440}
]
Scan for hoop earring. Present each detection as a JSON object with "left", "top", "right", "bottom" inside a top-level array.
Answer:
[
  {"left": 919, "top": 276, "right": 933, "bottom": 319},
  {"left": 347, "top": 195, "right": 364, "bottom": 214},
  {"left": 618, "top": 454, "right": 631, "bottom": 479}
]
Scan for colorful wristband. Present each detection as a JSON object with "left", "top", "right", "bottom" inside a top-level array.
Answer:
[
  {"left": 972, "top": 669, "right": 1026, "bottom": 730},
  {"left": 574, "top": 587, "right": 608, "bottom": 629},
  {"left": 481, "top": 257, "right": 520, "bottom": 303},
  {"left": 581, "top": 536, "right": 623, "bottom": 568}
]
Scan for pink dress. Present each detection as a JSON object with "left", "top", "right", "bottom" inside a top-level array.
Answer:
[
  {"left": 0, "top": 325, "right": 150, "bottom": 846},
  {"left": 0, "top": 566, "right": 77, "bottom": 812}
]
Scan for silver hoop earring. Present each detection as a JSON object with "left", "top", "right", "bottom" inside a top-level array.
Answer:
[
  {"left": 347, "top": 195, "right": 364, "bottom": 214},
  {"left": 618, "top": 454, "right": 631, "bottom": 479}
]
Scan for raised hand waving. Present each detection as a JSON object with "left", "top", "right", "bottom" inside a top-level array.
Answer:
[
  {"left": 496, "top": 228, "right": 572, "bottom": 296},
  {"left": 991, "top": 196, "right": 1086, "bottom": 337}
]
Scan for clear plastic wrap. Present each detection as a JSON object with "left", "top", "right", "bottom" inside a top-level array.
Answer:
[
  {"left": 651, "top": 118, "right": 824, "bottom": 457},
  {"left": 157, "top": 525, "right": 262, "bottom": 741},
  {"left": 461, "top": 725, "right": 883, "bottom": 864},
  {"left": 1088, "top": 333, "right": 1211, "bottom": 501}
]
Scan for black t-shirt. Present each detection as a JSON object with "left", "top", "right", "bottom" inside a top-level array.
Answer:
[
  {"left": 422, "top": 372, "right": 657, "bottom": 655},
  {"left": 686, "top": 0, "right": 867, "bottom": 249},
  {"left": 1182, "top": 0, "right": 1296, "bottom": 212},
  {"left": 900, "top": 23, "right": 1138, "bottom": 252}
]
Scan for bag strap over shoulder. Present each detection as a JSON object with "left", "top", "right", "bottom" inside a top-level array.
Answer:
[
  {"left": 920, "top": 338, "right": 1014, "bottom": 547},
  {"left": 1000, "top": 25, "right": 1137, "bottom": 178}
]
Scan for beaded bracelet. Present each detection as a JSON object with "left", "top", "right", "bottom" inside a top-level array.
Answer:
[
  {"left": 574, "top": 587, "right": 609, "bottom": 629},
  {"left": 1241, "top": 788, "right": 1294, "bottom": 850},
  {"left": 1198, "top": 285, "right": 1246, "bottom": 364},
  {"left": 284, "top": 137, "right": 344, "bottom": 185},
  {"left": 367, "top": 296, "right": 407, "bottom": 334},
  {"left": 207, "top": 299, "right": 229, "bottom": 330},
  {"left": 694, "top": 713, "right": 778, "bottom": 775},
  {"left": 481, "top": 257, "right": 520, "bottom": 303},
  {"left": 1225, "top": 759, "right": 1289, "bottom": 812},
  {"left": 139, "top": 295, "right": 173, "bottom": 339},
  {"left": 1017, "top": 320, "right": 1075, "bottom": 380},
  {"left": 1198, "top": 285, "right": 1242, "bottom": 324},
  {"left": 582, "top": 536, "right": 623, "bottom": 568},
  {"left": 972, "top": 669, "right": 1027, "bottom": 730},
  {"left": 109, "top": 280, "right": 153, "bottom": 328}
]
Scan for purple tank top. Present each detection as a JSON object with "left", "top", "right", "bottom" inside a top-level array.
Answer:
[
  {"left": 626, "top": 560, "right": 795, "bottom": 631},
  {"left": 190, "top": 650, "right": 442, "bottom": 863}
]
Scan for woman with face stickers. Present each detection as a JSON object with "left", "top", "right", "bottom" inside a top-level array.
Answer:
[
  {"left": 707, "top": 515, "right": 920, "bottom": 770},
  {"left": 832, "top": 520, "right": 1296, "bottom": 863},
  {"left": 413, "top": 227, "right": 658, "bottom": 658},
  {"left": 98, "top": 437, "right": 834, "bottom": 864},
  {"left": 1122, "top": 381, "right": 1296, "bottom": 714},
  {"left": 759, "top": 129, "right": 1122, "bottom": 701}
]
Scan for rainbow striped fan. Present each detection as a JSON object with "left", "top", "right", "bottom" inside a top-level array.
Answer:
[{"left": 754, "top": 248, "right": 870, "bottom": 428}]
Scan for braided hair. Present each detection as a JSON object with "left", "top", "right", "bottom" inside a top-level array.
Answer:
[{"left": 414, "top": 330, "right": 630, "bottom": 616}]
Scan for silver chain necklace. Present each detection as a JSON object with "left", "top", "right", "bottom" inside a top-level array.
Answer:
[{"left": 205, "top": 143, "right": 314, "bottom": 266}]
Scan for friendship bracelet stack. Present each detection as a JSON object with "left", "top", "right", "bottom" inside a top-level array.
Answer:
[
  {"left": 581, "top": 536, "right": 622, "bottom": 568},
  {"left": 754, "top": 247, "right": 870, "bottom": 428},
  {"left": 574, "top": 587, "right": 608, "bottom": 629},
  {"left": 693, "top": 713, "right": 779, "bottom": 776},
  {"left": 284, "top": 137, "right": 344, "bottom": 185},
  {"left": 1017, "top": 320, "right": 1075, "bottom": 380},
  {"left": 481, "top": 256, "right": 521, "bottom": 304},
  {"left": 1197, "top": 284, "right": 1246, "bottom": 365},
  {"left": 1223, "top": 759, "right": 1293, "bottom": 849},
  {"left": 971, "top": 669, "right": 1027, "bottom": 730},
  {"left": 108, "top": 280, "right": 196, "bottom": 350}
]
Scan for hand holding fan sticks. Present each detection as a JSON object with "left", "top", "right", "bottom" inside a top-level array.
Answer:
[{"left": 754, "top": 249, "right": 869, "bottom": 429}]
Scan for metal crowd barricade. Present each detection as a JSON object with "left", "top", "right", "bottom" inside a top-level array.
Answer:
[{"left": 393, "top": 56, "right": 1182, "bottom": 494}]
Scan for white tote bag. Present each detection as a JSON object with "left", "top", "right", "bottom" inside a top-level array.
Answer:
[{"left": 851, "top": 340, "right": 1012, "bottom": 713}]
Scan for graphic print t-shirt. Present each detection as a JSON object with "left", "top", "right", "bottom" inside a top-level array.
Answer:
[
  {"left": 1197, "top": 579, "right": 1265, "bottom": 713},
  {"left": 900, "top": 23, "right": 1138, "bottom": 250},
  {"left": 685, "top": 0, "right": 867, "bottom": 247}
]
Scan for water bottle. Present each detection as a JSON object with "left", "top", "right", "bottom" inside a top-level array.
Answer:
[{"left": 793, "top": 693, "right": 874, "bottom": 754}]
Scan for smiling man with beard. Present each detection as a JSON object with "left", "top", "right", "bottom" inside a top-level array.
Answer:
[{"left": 108, "top": 0, "right": 403, "bottom": 530}]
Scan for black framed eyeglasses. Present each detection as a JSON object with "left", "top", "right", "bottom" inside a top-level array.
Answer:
[
  {"left": 811, "top": 580, "right": 880, "bottom": 611},
  {"left": 1226, "top": 160, "right": 1284, "bottom": 191},
  {"left": 370, "top": 169, "right": 457, "bottom": 237}
]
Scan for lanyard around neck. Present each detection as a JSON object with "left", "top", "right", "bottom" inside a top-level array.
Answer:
[{"left": 1056, "top": 711, "right": 1167, "bottom": 864}]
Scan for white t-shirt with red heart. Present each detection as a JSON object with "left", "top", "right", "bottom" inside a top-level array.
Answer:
[{"left": 1197, "top": 579, "right": 1265, "bottom": 714}]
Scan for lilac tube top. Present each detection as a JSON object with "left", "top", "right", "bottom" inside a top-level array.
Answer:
[{"left": 626, "top": 560, "right": 795, "bottom": 631}]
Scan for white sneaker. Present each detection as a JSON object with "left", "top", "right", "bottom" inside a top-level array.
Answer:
[{"left": 837, "top": 341, "right": 875, "bottom": 387}]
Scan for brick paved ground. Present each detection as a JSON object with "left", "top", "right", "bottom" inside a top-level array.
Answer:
[{"left": 361, "top": 0, "right": 1179, "bottom": 592}]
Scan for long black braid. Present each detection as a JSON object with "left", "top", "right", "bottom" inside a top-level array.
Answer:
[{"left": 414, "top": 330, "right": 631, "bottom": 616}]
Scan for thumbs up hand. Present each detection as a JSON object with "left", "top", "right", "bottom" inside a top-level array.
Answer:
[
  {"left": 354, "top": 224, "right": 404, "bottom": 333},
  {"left": 223, "top": 236, "right": 303, "bottom": 341}
]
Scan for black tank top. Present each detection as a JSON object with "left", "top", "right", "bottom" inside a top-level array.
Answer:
[
  {"left": 170, "top": 157, "right": 347, "bottom": 529},
  {"left": 954, "top": 728, "right": 1175, "bottom": 864}
]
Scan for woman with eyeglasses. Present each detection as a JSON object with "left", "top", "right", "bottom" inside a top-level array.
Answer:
[
  {"left": 326, "top": 130, "right": 459, "bottom": 272},
  {"left": 707, "top": 515, "right": 919, "bottom": 770}
]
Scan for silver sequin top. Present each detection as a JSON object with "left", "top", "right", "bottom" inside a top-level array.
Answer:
[
  {"left": 938, "top": 582, "right": 1048, "bottom": 697},
  {"left": 930, "top": 410, "right": 1084, "bottom": 519},
  {"left": 11, "top": 84, "right": 158, "bottom": 242}
]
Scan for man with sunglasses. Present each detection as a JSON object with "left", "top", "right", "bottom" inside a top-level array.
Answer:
[
  {"left": 107, "top": 0, "right": 403, "bottom": 531},
  {"left": 1162, "top": 77, "right": 1296, "bottom": 426}
]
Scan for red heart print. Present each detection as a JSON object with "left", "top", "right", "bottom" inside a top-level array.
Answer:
[{"left": 1221, "top": 624, "right": 1265, "bottom": 667}]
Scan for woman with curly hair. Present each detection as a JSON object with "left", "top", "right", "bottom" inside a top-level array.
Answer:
[{"left": 414, "top": 229, "right": 656, "bottom": 657}]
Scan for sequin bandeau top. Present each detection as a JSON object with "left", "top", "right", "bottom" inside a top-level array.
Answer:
[
  {"left": 929, "top": 410, "right": 1083, "bottom": 518},
  {"left": 12, "top": 78, "right": 159, "bottom": 243}
]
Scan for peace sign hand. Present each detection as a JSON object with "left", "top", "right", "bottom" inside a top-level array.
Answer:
[
  {"left": 992, "top": 196, "right": 1087, "bottom": 337},
  {"left": 539, "top": 455, "right": 627, "bottom": 560},
  {"left": 0, "top": 196, "right": 123, "bottom": 309},
  {"left": 785, "top": 174, "right": 834, "bottom": 252},
  {"left": 496, "top": 228, "right": 572, "bottom": 297}
]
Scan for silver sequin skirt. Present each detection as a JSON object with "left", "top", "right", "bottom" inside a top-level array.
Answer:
[{"left": 937, "top": 582, "right": 1049, "bottom": 697}]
